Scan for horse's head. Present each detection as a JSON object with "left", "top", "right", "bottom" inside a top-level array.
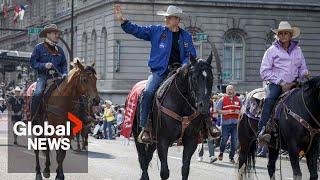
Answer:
[
  {"left": 303, "top": 76, "right": 320, "bottom": 104},
  {"left": 70, "top": 60, "right": 100, "bottom": 106},
  {"left": 181, "top": 52, "right": 213, "bottom": 114}
]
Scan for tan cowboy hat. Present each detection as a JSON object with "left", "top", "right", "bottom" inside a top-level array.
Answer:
[
  {"left": 157, "top": 5, "right": 186, "bottom": 19},
  {"left": 70, "top": 57, "right": 85, "bottom": 66},
  {"left": 39, "top": 24, "right": 61, "bottom": 38},
  {"left": 272, "top": 21, "right": 300, "bottom": 39},
  {"left": 14, "top": 86, "right": 21, "bottom": 92},
  {"left": 105, "top": 100, "right": 113, "bottom": 106}
]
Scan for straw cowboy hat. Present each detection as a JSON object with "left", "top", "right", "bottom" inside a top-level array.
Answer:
[
  {"left": 157, "top": 5, "right": 186, "bottom": 19},
  {"left": 105, "top": 100, "right": 113, "bottom": 106},
  {"left": 272, "top": 21, "right": 300, "bottom": 39},
  {"left": 39, "top": 24, "right": 61, "bottom": 38}
]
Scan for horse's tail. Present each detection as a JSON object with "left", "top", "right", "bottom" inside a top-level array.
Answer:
[
  {"left": 247, "top": 138, "right": 257, "bottom": 172},
  {"left": 238, "top": 114, "right": 258, "bottom": 179}
]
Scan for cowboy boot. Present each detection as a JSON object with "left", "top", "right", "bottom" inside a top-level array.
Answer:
[
  {"left": 205, "top": 118, "right": 221, "bottom": 140},
  {"left": 138, "top": 119, "right": 152, "bottom": 144},
  {"left": 258, "top": 126, "right": 271, "bottom": 146}
]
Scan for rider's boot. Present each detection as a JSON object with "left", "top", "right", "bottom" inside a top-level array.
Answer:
[
  {"left": 205, "top": 118, "right": 221, "bottom": 140},
  {"left": 138, "top": 119, "right": 152, "bottom": 144},
  {"left": 258, "top": 126, "right": 271, "bottom": 146}
]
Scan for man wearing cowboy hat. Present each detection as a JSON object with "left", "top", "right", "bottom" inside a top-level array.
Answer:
[
  {"left": 115, "top": 5, "right": 197, "bottom": 143},
  {"left": 7, "top": 86, "right": 24, "bottom": 145},
  {"left": 29, "top": 24, "right": 68, "bottom": 121},
  {"left": 258, "top": 21, "right": 309, "bottom": 145}
]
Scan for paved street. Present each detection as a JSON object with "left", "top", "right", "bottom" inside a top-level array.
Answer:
[{"left": 0, "top": 115, "right": 312, "bottom": 180}]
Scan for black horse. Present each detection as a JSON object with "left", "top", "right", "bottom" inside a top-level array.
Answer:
[
  {"left": 238, "top": 77, "right": 320, "bottom": 180},
  {"left": 131, "top": 54, "right": 213, "bottom": 180}
]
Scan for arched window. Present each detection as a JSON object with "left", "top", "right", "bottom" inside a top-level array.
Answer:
[
  {"left": 223, "top": 30, "right": 245, "bottom": 81},
  {"left": 91, "top": 30, "right": 97, "bottom": 65},
  {"left": 81, "top": 32, "right": 87, "bottom": 63},
  {"left": 100, "top": 27, "right": 107, "bottom": 79}
]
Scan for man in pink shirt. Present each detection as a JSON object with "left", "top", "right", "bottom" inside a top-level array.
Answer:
[{"left": 258, "top": 21, "right": 309, "bottom": 145}]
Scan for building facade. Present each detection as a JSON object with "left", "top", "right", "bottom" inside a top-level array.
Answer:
[{"left": 0, "top": 0, "right": 319, "bottom": 104}]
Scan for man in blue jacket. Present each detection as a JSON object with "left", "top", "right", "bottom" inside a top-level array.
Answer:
[
  {"left": 115, "top": 4, "right": 197, "bottom": 143},
  {"left": 29, "top": 24, "right": 68, "bottom": 121}
]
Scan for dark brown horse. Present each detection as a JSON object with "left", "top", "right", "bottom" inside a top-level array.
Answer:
[
  {"left": 32, "top": 60, "right": 100, "bottom": 180},
  {"left": 131, "top": 54, "right": 213, "bottom": 180}
]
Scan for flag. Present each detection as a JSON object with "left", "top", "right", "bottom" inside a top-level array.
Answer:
[
  {"left": 2, "top": 1, "right": 8, "bottom": 18},
  {"left": 19, "top": 5, "right": 26, "bottom": 20},
  {"left": 13, "top": 6, "right": 20, "bottom": 27}
]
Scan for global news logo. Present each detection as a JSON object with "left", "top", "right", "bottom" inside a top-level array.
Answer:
[{"left": 12, "top": 112, "right": 82, "bottom": 151}]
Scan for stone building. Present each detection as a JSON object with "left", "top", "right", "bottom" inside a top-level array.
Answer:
[{"left": 0, "top": 0, "right": 319, "bottom": 103}]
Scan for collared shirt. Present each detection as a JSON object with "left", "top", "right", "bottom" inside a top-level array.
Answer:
[
  {"left": 121, "top": 20, "right": 196, "bottom": 76},
  {"left": 260, "top": 40, "right": 308, "bottom": 85},
  {"left": 30, "top": 43, "right": 68, "bottom": 76}
]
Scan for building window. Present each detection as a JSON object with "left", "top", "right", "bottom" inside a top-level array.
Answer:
[
  {"left": 91, "top": 30, "right": 97, "bottom": 63},
  {"left": 81, "top": 32, "right": 87, "bottom": 63},
  {"left": 101, "top": 28, "right": 107, "bottom": 79},
  {"left": 223, "top": 30, "right": 245, "bottom": 81}
]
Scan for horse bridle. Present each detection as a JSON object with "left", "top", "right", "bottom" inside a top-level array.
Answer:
[{"left": 155, "top": 70, "right": 201, "bottom": 145}]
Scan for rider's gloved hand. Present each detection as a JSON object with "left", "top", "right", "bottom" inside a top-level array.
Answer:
[{"left": 45, "top": 62, "right": 53, "bottom": 69}]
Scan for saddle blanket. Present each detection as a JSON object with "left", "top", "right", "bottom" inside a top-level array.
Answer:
[{"left": 121, "top": 80, "right": 147, "bottom": 138}]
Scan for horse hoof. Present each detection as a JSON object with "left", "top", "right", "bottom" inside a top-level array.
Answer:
[
  {"left": 35, "top": 174, "right": 43, "bottom": 180},
  {"left": 55, "top": 176, "right": 64, "bottom": 180},
  {"left": 43, "top": 171, "right": 50, "bottom": 178}
]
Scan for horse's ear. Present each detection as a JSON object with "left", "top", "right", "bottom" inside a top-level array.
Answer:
[
  {"left": 181, "top": 64, "right": 190, "bottom": 78},
  {"left": 190, "top": 53, "right": 197, "bottom": 65},
  {"left": 91, "top": 61, "right": 95, "bottom": 68},
  {"left": 76, "top": 59, "right": 84, "bottom": 71},
  {"left": 207, "top": 51, "right": 213, "bottom": 65}
]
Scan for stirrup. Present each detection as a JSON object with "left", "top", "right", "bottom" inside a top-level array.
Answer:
[{"left": 137, "top": 129, "right": 152, "bottom": 144}]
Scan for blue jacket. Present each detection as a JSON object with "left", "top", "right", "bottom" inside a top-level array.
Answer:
[
  {"left": 121, "top": 20, "right": 197, "bottom": 76},
  {"left": 29, "top": 43, "right": 68, "bottom": 76}
]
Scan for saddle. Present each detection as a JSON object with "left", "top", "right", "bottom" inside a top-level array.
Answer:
[{"left": 36, "top": 77, "right": 65, "bottom": 118}]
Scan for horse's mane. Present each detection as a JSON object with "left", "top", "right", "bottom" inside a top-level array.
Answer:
[
  {"left": 302, "top": 76, "right": 320, "bottom": 89},
  {"left": 67, "top": 68, "right": 78, "bottom": 83}
]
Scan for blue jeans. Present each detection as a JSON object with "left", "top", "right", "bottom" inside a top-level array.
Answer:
[
  {"left": 103, "top": 121, "right": 113, "bottom": 139},
  {"left": 220, "top": 123, "right": 237, "bottom": 159},
  {"left": 31, "top": 75, "right": 47, "bottom": 116},
  {"left": 140, "top": 72, "right": 166, "bottom": 127},
  {"left": 259, "top": 83, "right": 282, "bottom": 131},
  {"left": 198, "top": 138, "right": 215, "bottom": 157}
]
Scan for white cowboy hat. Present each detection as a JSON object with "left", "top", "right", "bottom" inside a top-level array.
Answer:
[
  {"left": 157, "top": 5, "right": 186, "bottom": 19},
  {"left": 14, "top": 86, "right": 21, "bottom": 92},
  {"left": 39, "top": 24, "right": 61, "bottom": 38},
  {"left": 272, "top": 21, "right": 300, "bottom": 39},
  {"left": 105, "top": 100, "right": 113, "bottom": 106},
  {"left": 70, "top": 57, "right": 85, "bottom": 66},
  {"left": 0, "top": 97, "right": 4, "bottom": 101}
]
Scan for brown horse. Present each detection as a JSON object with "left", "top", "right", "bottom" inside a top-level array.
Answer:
[{"left": 33, "top": 60, "right": 100, "bottom": 180}]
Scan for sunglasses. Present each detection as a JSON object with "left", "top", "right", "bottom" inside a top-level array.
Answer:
[{"left": 278, "top": 31, "right": 291, "bottom": 36}]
